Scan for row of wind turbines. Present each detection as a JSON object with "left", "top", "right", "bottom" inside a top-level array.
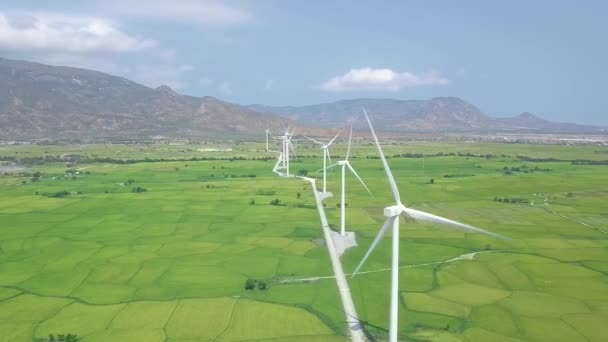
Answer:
[
  {"left": 266, "top": 122, "right": 370, "bottom": 237},
  {"left": 265, "top": 109, "right": 508, "bottom": 342}
]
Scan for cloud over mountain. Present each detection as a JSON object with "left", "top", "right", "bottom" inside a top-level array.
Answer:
[{"left": 320, "top": 67, "right": 448, "bottom": 92}]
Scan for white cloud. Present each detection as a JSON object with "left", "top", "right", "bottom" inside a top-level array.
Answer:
[
  {"left": 103, "top": 0, "right": 251, "bottom": 26},
  {"left": 0, "top": 12, "right": 158, "bottom": 53},
  {"left": 320, "top": 67, "right": 449, "bottom": 92}
]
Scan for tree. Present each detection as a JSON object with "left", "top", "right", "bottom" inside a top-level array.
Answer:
[
  {"left": 429, "top": 178, "right": 435, "bottom": 184},
  {"left": 244, "top": 279, "right": 257, "bottom": 290},
  {"left": 270, "top": 199, "right": 281, "bottom": 205},
  {"left": 49, "top": 334, "right": 55, "bottom": 341},
  {"left": 296, "top": 192, "right": 301, "bottom": 199},
  {"left": 297, "top": 169, "right": 308, "bottom": 176},
  {"left": 249, "top": 199, "right": 255, "bottom": 205},
  {"left": 257, "top": 281, "right": 267, "bottom": 290}
]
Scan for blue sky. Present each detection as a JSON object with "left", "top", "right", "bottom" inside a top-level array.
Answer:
[{"left": 0, "top": 1, "right": 606, "bottom": 125}]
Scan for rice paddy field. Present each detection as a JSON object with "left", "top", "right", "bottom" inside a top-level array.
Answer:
[{"left": 1, "top": 139, "right": 607, "bottom": 341}]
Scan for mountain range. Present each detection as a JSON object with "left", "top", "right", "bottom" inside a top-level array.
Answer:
[
  {"left": 0, "top": 57, "right": 301, "bottom": 139},
  {"left": 249, "top": 98, "right": 599, "bottom": 133},
  {"left": 0, "top": 57, "right": 601, "bottom": 139}
]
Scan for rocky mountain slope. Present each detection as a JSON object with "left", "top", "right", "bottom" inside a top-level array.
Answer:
[
  {"left": 249, "top": 97, "right": 600, "bottom": 133},
  {"left": 0, "top": 57, "right": 298, "bottom": 138},
  {"left": 0, "top": 57, "right": 601, "bottom": 139}
]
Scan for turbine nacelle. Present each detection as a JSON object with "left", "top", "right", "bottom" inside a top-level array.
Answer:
[{"left": 384, "top": 205, "right": 403, "bottom": 217}]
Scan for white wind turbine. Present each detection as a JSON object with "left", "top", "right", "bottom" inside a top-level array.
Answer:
[
  {"left": 265, "top": 127, "right": 272, "bottom": 151},
  {"left": 305, "top": 129, "right": 343, "bottom": 193},
  {"left": 274, "top": 127, "right": 296, "bottom": 176},
  {"left": 353, "top": 108, "right": 509, "bottom": 342},
  {"left": 323, "top": 125, "right": 373, "bottom": 236}
]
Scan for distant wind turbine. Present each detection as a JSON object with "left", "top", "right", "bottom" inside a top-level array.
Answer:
[
  {"left": 323, "top": 124, "right": 372, "bottom": 236},
  {"left": 273, "top": 127, "right": 296, "bottom": 176},
  {"left": 352, "top": 108, "right": 509, "bottom": 342},
  {"left": 305, "top": 129, "right": 343, "bottom": 193},
  {"left": 265, "top": 126, "right": 272, "bottom": 151}
]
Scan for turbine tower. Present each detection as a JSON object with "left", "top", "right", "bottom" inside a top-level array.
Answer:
[
  {"left": 305, "top": 129, "right": 343, "bottom": 193},
  {"left": 353, "top": 108, "right": 509, "bottom": 342},
  {"left": 265, "top": 127, "right": 272, "bottom": 151},
  {"left": 324, "top": 125, "right": 372, "bottom": 236}
]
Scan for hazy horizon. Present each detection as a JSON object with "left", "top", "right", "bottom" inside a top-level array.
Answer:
[{"left": 0, "top": 1, "right": 606, "bottom": 125}]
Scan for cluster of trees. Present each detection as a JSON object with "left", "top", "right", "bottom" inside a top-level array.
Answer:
[
  {"left": 394, "top": 152, "right": 500, "bottom": 159},
  {"left": 494, "top": 197, "right": 529, "bottom": 204},
  {"left": 571, "top": 159, "right": 608, "bottom": 165},
  {"left": 46, "top": 333, "right": 78, "bottom": 341},
  {"left": 227, "top": 174, "right": 257, "bottom": 178},
  {"left": 244, "top": 279, "right": 267, "bottom": 291},
  {"left": 132, "top": 186, "right": 147, "bottom": 193},
  {"left": 46, "top": 190, "right": 70, "bottom": 198},
  {"left": 502, "top": 165, "right": 552, "bottom": 175},
  {"left": 517, "top": 155, "right": 561, "bottom": 162},
  {"left": 0, "top": 154, "right": 277, "bottom": 166},
  {"left": 255, "top": 190, "right": 276, "bottom": 196},
  {"left": 269, "top": 199, "right": 282, "bottom": 205},
  {"left": 443, "top": 174, "right": 474, "bottom": 178},
  {"left": 31, "top": 171, "right": 42, "bottom": 182}
]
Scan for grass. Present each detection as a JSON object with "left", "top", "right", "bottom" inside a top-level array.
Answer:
[
  {"left": 218, "top": 299, "right": 335, "bottom": 340},
  {"left": 0, "top": 140, "right": 607, "bottom": 340},
  {"left": 165, "top": 298, "right": 236, "bottom": 340}
]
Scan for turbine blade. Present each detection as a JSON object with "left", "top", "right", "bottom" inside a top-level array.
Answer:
[
  {"left": 304, "top": 136, "right": 324, "bottom": 145},
  {"left": 346, "top": 163, "right": 373, "bottom": 197},
  {"left": 327, "top": 128, "right": 344, "bottom": 147},
  {"left": 363, "top": 107, "right": 401, "bottom": 205},
  {"left": 327, "top": 151, "right": 333, "bottom": 167},
  {"left": 346, "top": 124, "right": 353, "bottom": 161},
  {"left": 402, "top": 207, "right": 510, "bottom": 240},
  {"left": 352, "top": 216, "right": 396, "bottom": 277},
  {"left": 288, "top": 140, "right": 297, "bottom": 158},
  {"left": 317, "top": 163, "right": 339, "bottom": 173}
]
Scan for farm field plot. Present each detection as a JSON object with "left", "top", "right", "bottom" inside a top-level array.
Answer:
[{"left": 1, "top": 141, "right": 608, "bottom": 341}]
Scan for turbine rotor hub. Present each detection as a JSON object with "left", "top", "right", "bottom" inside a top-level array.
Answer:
[{"left": 383, "top": 205, "right": 403, "bottom": 217}]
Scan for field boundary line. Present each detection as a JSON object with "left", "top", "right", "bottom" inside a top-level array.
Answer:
[
  {"left": 213, "top": 296, "right": 240, "bottom": 341},
  {"left": 162, "top": 299, "right": 180, "bottom": 342}
]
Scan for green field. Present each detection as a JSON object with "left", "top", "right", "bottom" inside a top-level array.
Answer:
[{"left": 1, "top": 140, "right": 607, "bottom": 341}]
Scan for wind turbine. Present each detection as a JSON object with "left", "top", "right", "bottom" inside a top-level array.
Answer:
[
  {"left": 324, "top": 125, "right": 373, "bottom": 236},
  {"left": 274, "top": 127, "right": 296, "bottom": 176},
  {"left": 305, "top": 129, "right": 343, "bottom": 193},
  {"left": 265, "top": 127, "right": 272, "bottom": 152},
  {"left": 353, "top": 108, "right": 508, "bottom": 342}
]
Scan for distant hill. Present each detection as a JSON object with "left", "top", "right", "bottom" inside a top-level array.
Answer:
[
  {"left": 0, "top": 57, "right": 601, "bottom": 139},
  {"left": 0, "top": 57, "right": 301, "bottom": 139},
  {"left": 249, "top": 97, "right": 601, "bottom": 133}
]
